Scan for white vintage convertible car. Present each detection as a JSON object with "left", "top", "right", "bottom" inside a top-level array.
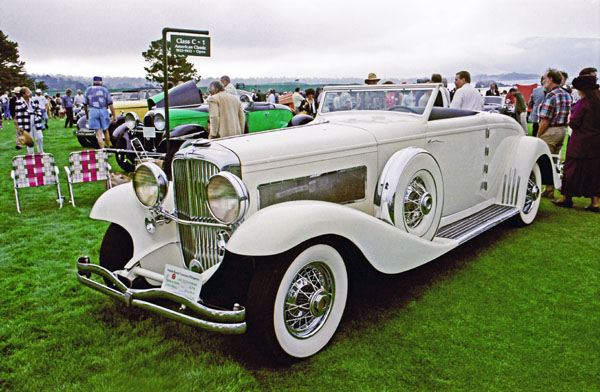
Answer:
[{"left": 77, "top": 83, "right": 559, "bottom": 361}]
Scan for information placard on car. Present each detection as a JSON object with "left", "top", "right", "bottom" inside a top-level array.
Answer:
[
  {"left": 142, "top": 126, "right": 156, "bottom": 138},
  {"left": 161, "top": 264, "right": 202, "bottom": 301}
]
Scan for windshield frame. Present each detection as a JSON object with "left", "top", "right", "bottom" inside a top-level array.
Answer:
[{"left": 318, "top": 84, "right": 442, "bottom": 118}]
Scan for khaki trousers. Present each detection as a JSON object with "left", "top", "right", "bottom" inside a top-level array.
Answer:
[{"left": 539, "top": 126, "right": 566, "bottom": 155}]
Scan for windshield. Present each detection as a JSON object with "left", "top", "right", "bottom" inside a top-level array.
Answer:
[
  {"left": 484, "top": 96, "right": 503, "bottom": 105},
  {"left": 321, "top": 87, "right": 435, "bottom": 114}
]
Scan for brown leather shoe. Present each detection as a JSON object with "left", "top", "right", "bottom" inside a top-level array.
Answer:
[{"left": 541, "top": 189, "right": 554, "bottom": 198}]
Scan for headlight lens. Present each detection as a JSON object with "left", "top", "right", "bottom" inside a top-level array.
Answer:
[
  {"left": 154, "top": 112, "right": 165, "bottom": 131},
  {"left": 124, "top": 112, "right": 139, "bottom": 130},
  {"left": 206, "top": 172, "right": 249, "bottom": 225},
  {"left": 132, "top": 163, "right": 168, "bottom": 208}
]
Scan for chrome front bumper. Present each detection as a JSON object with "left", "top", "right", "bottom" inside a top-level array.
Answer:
[{"left": 76, "top": 256, "right": 246, "bottom": 334}]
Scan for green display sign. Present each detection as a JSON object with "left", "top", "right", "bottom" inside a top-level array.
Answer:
[{"left": 170, "top": 34, "right": 211, "bottom": 57}]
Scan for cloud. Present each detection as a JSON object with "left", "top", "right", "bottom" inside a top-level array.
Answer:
[{"left": 4, "top": 0, "right": 599, "bottom": 79}]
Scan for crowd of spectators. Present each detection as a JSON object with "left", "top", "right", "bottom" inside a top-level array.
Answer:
[{"left": 3, "top": 67, "right": 598, "bottom": 212}]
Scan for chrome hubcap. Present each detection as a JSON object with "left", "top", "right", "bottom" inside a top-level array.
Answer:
[
  {"left": 404, "top": 176, "right": 433, "bottom": 228},
  {"left": 309, "top": 289, "right": 331, "bottom": 317},
  {"left": 419, "top": 192, "right": 433, "bottom": 215},
  {"left": 284, "top": 262, "right": 334, "bottom": 339}
]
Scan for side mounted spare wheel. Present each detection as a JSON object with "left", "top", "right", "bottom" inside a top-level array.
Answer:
[
  {"left": 246, "top": 243, "right": 348, "bottom": 362},
  {"left": 375, "top": 147, "right": 444, "bottom": 240}
]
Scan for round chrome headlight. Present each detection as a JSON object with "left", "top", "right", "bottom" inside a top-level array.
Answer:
[
  {"left": 206, "top": 172, "right": 249, "bottom": 225},
  {"left": 124, "top": 112, "right": 139, "bottom": 130},
  {"left": 154, "top": 112, "right": 165, "bottom": 131},
  {"left": 132, "top": 162, "right": 169, "bottom": 208}
]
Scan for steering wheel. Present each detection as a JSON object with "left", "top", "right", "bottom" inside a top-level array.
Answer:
[{"left": 388, "top": 105, "right": 418, "bottom": 114}]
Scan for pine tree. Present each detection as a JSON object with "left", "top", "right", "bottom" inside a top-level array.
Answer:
[
  {"left": 0, "top": 30, "right": 37, "bottom": 91},
  {"left": 142, "top": 38, "right": 198, "bottom": 85}
]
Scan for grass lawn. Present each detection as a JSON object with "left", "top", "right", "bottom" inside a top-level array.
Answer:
[{"left": 0, "top": 119, "right": 598, "bottom": 391}]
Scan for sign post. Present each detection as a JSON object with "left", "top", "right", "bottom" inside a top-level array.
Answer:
[{"left": 161, "top": 27, "right": 210, "bottom": 153}]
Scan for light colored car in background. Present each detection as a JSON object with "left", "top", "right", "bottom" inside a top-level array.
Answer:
[
  {"left": 76, "top": 83, "right": 559, "bottom": 361},
  {"left": 483, "top": 95, "right": 514, "bottom": 117},
  {"left": 73, "top": 88, "right": 162, "bottom": 147}
]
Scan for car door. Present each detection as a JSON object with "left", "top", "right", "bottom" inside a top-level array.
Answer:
[
  {"left": 425, "top": 115, "right": 488, "bottom": 216},
  {"left": 246, "top": 103, "right": 292, "bottom": 133}
]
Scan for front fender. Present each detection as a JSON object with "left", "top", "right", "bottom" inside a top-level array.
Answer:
[
  {"left": 90, "top": 182, "right": 182, "bottom": 271},
  {"left": 226, "top": 201, "right": 458, "bottom": 274},
  {"left": 112, "top": 123, "right": 130, "bottom": 143}
]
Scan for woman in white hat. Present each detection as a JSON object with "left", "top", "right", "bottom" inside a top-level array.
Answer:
[{"left": 13, "top": 87, "right": 44, "bottom": 153}]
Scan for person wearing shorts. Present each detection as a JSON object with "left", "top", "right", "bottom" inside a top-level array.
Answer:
[{"left": 83, "top": 76, "right": 116, "bottom": 149}]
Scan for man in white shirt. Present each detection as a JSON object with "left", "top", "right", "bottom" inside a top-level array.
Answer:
[
  {"left": 292, "top": 87, "right": 305, "bottom": 113},
  {"left": 220, "top": 75, "right": 238, "bottom": 96},
  {"left": 32, "top": 89, "right": 49, "bottom": 129},
  {"left": 267, "top": 89, "right": 278, "bottom": 104},
  {"left": 450, "top": 71, "right": 483, "bottom": 111},
  {"left": 73, "top": 89, "right": 85, "bottom": 108}
]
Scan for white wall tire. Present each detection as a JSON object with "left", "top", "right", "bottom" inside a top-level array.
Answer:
[
  {"left": 247, "top": 244, "right": 348, "bottom": 361},
  {"left": 376, "top": 148, "right": 444, "bottom": 240},
  {"left": 517, "top": 163, "right": 541, "bottom": 225}
]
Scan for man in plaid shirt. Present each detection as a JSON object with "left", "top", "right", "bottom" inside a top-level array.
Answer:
[{"left": 537, "top": 68, "right": 572, "bottom": 197}]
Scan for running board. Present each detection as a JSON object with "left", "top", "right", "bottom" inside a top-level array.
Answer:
[{"left": 435, "top": 205, "right": 519, "bottom": 244}]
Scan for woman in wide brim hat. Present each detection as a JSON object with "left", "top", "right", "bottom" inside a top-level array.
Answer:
[
  {"left": 552, "top": 75, "right": 600, "bottom": 212},
  {"left": 365, "top": 73, "right": 380, "bottom": 85}
]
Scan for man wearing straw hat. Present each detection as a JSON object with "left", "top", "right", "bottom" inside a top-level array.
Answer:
[{"left": 365, "top": 72, "right": 380, "bottom": 85}]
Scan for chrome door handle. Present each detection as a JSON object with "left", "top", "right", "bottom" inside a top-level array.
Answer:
[{"left": 427, "top": 139, "right": 443, "bottom": 143}]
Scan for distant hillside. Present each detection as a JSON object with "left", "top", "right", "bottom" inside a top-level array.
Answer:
[
  {"left": 31, "top": 74, "right": 157, "bottom": 91},
  {"left": 30, "top": 72, "right": 541, "bottom": 92}
]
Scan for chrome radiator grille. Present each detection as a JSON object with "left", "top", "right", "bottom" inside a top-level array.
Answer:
[{"left": 172, "top": 158, "right": 223, "bottom": 272}]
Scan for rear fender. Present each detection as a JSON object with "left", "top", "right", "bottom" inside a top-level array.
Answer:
[
  {"left": 226, "top": 201, "right": 458, "bottom": 274},
  {"left": 499, "top": 136, "right": 559, "bottom": 209},
  {"left": 170, "top": 123, "right": 207, "bottom": 138}
]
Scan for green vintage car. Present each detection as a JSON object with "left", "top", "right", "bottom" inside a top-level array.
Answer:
[{"left": 114, "top": 81, "right": 296, "bottom": 172}]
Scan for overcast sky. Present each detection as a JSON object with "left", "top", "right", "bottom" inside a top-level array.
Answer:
[{"left": 3, "top": 0, "right": 599, "bottom": 81}]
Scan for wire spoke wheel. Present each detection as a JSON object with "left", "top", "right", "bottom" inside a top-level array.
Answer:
[
  {"left": 247, "top": 244, "right": 348, "bottom": 361},
  {"left": 399, "top": 168, "right": 437, "bottom": 237},
  {"left": 515, "top": 163, "right": 541, "bottom": 225},
  {"left": 403, "top": 176, "right": 433, "bottom": 229},
  {"left": 284, "top": 262, "right": 334, "bottom": 339},
  {"left": 523, "top": 170, "right": 540, "bottom": 214}
]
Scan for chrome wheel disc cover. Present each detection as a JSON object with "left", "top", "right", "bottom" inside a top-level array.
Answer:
[
  {"left": 284, "top": 262, "right": 334, "bottom": 339},
  {"left": 403, "top": 176, "right": 433, "bottom": 229},
  {"left": 523, "top": 171, "right": 540, "bottom": 214}
]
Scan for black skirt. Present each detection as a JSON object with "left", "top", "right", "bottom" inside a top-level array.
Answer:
[{"left": 561, "top": 156, "right": 600, "bottom": 197}]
